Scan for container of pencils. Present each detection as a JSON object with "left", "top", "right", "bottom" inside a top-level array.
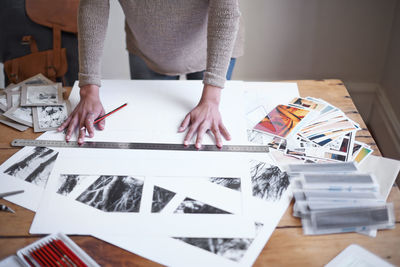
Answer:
[{"left": 16, "top": 232, "right": 99, "bottom": 267}]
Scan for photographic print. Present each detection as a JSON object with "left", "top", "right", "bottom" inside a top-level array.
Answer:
[
  {"left": 77, "top": 175, "right": 144, "bottom": 212},
  {"left": 151, "top": 186, "right": 176, "bottom": 212},
  {"left": 3, "top": 147, "right": 58, "bottom": 188},
  {"left": 289, "top": 97, "right": 325, "bottom": 111},
  {"left": 209, "top": 177, "right": 241, "bottom": 191},
  {"left": 7, "top": 91, "right": 21, "bottom": 109},
  {"left": 254, "top": 105, "right": 309, "bottom": 138},
  {"left": 174, "top": 197, "right": 231, "bottom": 214},
  {"left": 250, "top": 160, "right": 290, "bottom": 201},
  {"left": 0, "top": 113, "right": 29, "bottom": 131},
  {"left": 32, "top": 101, "right": 70, "bottom": 132},
  {"left": 4, "top": 73, "right": 53, "bottom": 94},
  {"left": 21, "top": 83, "right": 63, "bottom": 106},
  {"left": 174, "top": 223, "right": 263, "bottom": 262},
  {"left": 0, "top": 92, "right": 7, "bottom": 112},
  {"left": 57, "top": 175, "right": 83, "bottom": 196},
  {"left": 3, "top": 105, "right": 33, "bottom": 127}
]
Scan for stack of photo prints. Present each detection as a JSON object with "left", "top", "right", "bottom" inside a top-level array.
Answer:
[
  {"left": 0, "top": 74, "right": 70, "bottom": 132},
  {"left": 287, "top": 162, "right": 395, "bottom": 237},
  {"left": 247, "top": 96, "right": 373, "bottom": 165}
]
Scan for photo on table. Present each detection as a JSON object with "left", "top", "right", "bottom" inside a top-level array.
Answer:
[
  {"left": 2, "top": 105, "right": 33, "bottom": 127},
  {"left": 253, "top": 104, "right": 310, "bottom": 138},
  {"left": 32, "top": 101, "right": 71, "bottom": 132},
  {"left": 21, "top": 83, "right": 63, "bottom": 106},
  {"left": 0, "top": 91, "right": 7, "bottom": 112},
  {"left": 5, "top": 73, "right": 54, "bottom": 94},
  {"left": 6, "top": 91, "right": 21, "bottom": 109}
]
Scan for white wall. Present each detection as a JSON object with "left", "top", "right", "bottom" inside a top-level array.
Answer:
[
  {"left": 381, "top": 2, "right": 400, "bottom": 117},
  {"left": 234, "top": 0, "right": 397, "bottom": 82}
]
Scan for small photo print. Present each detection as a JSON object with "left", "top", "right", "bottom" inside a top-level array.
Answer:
[
  {"left": 76, "top": 175, "right": 144, "bottom": 212},
  {"left": 3, "top": 147, "right": 58, "bottom": 188},
  {"left": 250, "top": 160, "right": 290, "bottom": 201},
  {"left": 174, "top": 197, "right": 231, "bottom": 214},
  {"left": 21, "top": 83, "right": 63, "bottom": 106},
  {"left": 254, "top": 105, "right": 309, "bottom": 138},
  {"left": 32, "top": 101, "right": 70, "bottom": 132},
  {"left": 57, "top": 175, "right": 83, "bottom": 196},
  {"left": 209, "top": 177, "right": 241, "bottom": 191},
  {"left": 7, "top": 91, "right": 21, "bottom": 109},
  {"left": 3, "top": 105, "right": 33, "bottom": 127},
  {"left": 174, "top": 223, "right": 263, "bottom": 262},
  {"left": 0, "top": 92, "right": 7, "bottom": 112},
  {"left": 5, "top": 73, "right": 53, "bottom": 94},
  {"left": 151, "top": 185, "right": 176, "bottom": 213}
]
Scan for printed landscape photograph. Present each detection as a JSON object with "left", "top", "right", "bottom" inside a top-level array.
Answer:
[
  {"left": 151, "top": 185, "right": 176, "bottom": 212},
  {"left": 3, "top": 147, "right": 59, "bottom": 188},
  {"left": 174, "top": 197, "right": 231, "bottom": 214},
  {"left": 76, "top": 175, "right": 144, "bottom": 212},
  {"left": 250, "top": 160, "right": 290, "bottom": 201}
]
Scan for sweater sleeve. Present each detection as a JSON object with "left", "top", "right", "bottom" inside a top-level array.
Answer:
[
  {"left": 204, "top": 0, "right": 240, "bottom": 89},
  {"left": 77, "top": 0, "right": 110, "bottom": 87}
]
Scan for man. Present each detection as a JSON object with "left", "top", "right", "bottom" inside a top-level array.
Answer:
[{"left": 58, "top": 0, "right": 244, "bottom": 148}]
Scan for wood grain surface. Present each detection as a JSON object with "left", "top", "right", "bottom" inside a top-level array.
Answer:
[{"left": 0, "top": 80, "right": 398, "bottom": 266}]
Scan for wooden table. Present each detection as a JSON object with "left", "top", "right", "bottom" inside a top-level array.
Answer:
[{"left": 0, "top": 80, "right": 399, "bottom": 266}]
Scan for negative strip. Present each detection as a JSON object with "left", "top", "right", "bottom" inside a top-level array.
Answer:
[
  {"left": 3, "top": 105, "right": 33, "bottom": 127},
  {"left": 32, "top": 101, "right": 71, "bottom": 132},
  {"left": 21, "top": 83, "right": 63, "bottom": 106}
]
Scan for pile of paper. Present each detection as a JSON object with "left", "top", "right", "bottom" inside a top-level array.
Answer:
[
  {"left": 247, "top": 97, "right": 373, "bottom": 164},
  {"left": 0, "top": 74, "right": 70, "bottom": 132},
  {"left": 287, "top": 162, "right": 395, "bottom": 236}
]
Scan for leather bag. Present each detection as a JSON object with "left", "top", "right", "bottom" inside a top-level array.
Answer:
[{"left": 4, "top": 0, "right": 79, "bottom": 84}]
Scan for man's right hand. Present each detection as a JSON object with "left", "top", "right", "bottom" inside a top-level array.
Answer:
[{"left": 57, "top": 84, "right": 105, "bottom": 144}]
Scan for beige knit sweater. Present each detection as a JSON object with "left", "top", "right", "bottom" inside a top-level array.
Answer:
[{"left": 78, "top": 0, "right": 244, "bottom": 89}]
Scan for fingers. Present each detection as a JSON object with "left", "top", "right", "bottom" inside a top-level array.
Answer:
[
  {"left": 219, "top": 123, "right": 231, "bottom": 141},
  {"left": 97, "top": 108, "right": 106, "bottom": 130},
  {"left": 183, "top": 121, "right": 199, "bottom": 146},
  {"left": 57, "top": 116, "right": 72, "bottom": 132},
  {"left": 85, "top": 113, "right": 96, "bottom": 138},
  {"left": 211, "top": 125, "right": 222, "bottom": 148},
  {"left": 178, "top": 114, "right": 190, "bottom": 132},
  {"left": 65, "top": 115, "right": 79, "bottom": 141},
  {"left": 195, "top": 122, "right": 209, "bottom": 149}
]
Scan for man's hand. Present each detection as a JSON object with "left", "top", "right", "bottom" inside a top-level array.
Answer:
[
  {"left": 57, "top": 84, "right": 105, "bottom": 144},
  {"left": 178, "top": 84, "right": 231, "bottom": 148}
]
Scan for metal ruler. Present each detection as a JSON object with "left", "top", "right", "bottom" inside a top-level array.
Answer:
[{"left": 11, "top": 139, "right": 269, "bottom": 153}]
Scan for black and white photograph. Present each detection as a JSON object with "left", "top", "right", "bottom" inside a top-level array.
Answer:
[
  {"left": 250, "top": 160, "right": 290, "bottom": 201},
  {"left": 4, "top": 73, "right": 54, "bottom": 94},
  {"left": 3, "top": 147, "right": 59, "bottom": 188},
  {"left": 209, "top": 177, "right": 241, "bottom": 191},
  {"left": 7, "top": 91, "right": 21, "bottom": 109},
  {"left": 3, "top": 106, "right": 33, "bottom": 127},
  {"left": 151, "top": 186, "right": 176, "bottom": 213},
  {"left": 57, "top": 174, "right": 83, "bottom": 196},
  {"left": 174, "top": 197, "right": 231, "bottom": 214},
  {"left": 0, "top": 92, "right": 7, "bottom": 112},
  {"left": 21, "top": 83, "right": 63, "bottom": 106},
  {"left": 175, "top": 223, "right": 263, "bottom": 262},
  {"left": 32, "top": 101, "right": 71, "bottom": 132},
  {"left": 0, "top": 113, "right": 29, "bottom": 131},
  {"left": 76, "top": 175, "right": 144, "bottom": 212}
]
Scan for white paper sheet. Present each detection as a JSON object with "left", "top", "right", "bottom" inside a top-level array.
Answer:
[
  {"left": 94, "top": 153, "right": 293, "bottom": 267},
  {"left": 358, "top": 155, "right": 400, "bottom": 199},
  {"left": 30, "top": 147, "right": 256, "bottom": 237}
]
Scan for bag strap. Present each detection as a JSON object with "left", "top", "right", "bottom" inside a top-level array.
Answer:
[
  {"left": 52, "top": 24, "right": 62, "bottom": 71},
  {"left": 21, "top": 35, "right": 38, "bottom": 53}
]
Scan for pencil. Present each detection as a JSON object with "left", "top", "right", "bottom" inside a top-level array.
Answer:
[{"left": 94, "top": 103, "right": 128, "bottom": 124}]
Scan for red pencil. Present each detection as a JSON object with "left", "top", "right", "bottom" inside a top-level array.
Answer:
[{"left": 94, "top": 103, "right": 128, "bottom": 124}]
